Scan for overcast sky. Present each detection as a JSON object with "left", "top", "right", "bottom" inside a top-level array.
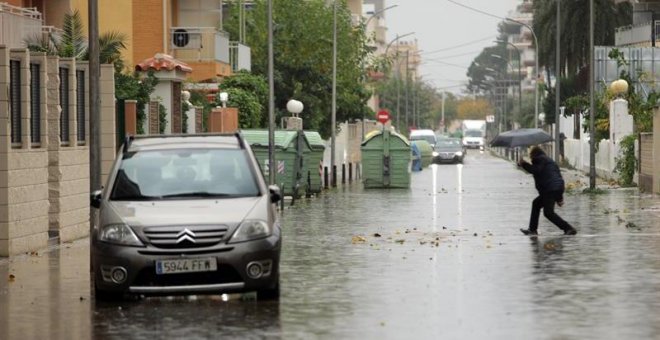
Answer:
[{"left": 385, "top": 0, "right": 521, "bottom": 95}]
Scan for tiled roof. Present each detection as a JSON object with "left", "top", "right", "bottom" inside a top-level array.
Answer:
[{"left": 135, "top": 53, "right": 192, "bottom": 73}]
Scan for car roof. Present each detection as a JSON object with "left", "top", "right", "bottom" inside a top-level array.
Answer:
[
  {"left": 125, "top": 134, "right": 244, "bottom": 153},
  {"left": 410, "top": 129, "right": 435, "bottom": 136}
]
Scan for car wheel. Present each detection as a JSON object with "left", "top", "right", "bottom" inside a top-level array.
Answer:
[{"left": 256, "top": 282, "right": 280, "bottom": 300}]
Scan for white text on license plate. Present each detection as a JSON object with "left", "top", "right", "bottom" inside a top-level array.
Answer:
[{"left": 156, "top": 258, "right": 217, "bottom": 275}]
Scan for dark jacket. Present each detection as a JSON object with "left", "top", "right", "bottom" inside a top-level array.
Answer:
[{"left": 520, "top": 154, "right": 565, "bottom": 194}]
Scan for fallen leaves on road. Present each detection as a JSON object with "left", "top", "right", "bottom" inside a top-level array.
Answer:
[
  {"left": 625, "top": 222, "right": 639, "bottom": 229},
  {"left": 351, "top": 236, "right": 367, "bottom": 244}
]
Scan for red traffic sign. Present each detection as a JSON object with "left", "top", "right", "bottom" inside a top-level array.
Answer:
[{"left": 377, "top": 110, "right": 390, "bottom": 124}]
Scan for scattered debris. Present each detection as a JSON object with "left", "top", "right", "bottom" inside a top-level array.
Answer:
[
  {"left": 8, "top": 274, "right": 15, "bottom": 282},
  {"left": 625, "top": 222, "right": 639, "bottom": 229},
  {"left": 395, "top": 239, "right": 405, "bottom": 244},
  {"left": 351, "top": 236, "right": 367, "bottom": 244},
  {"left": 373, "top": 233, "right": 382, "bottom": 238}
]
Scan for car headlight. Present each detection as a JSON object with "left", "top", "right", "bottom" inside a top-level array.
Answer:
[
  {"left": 432, "top": 151, "right": 439, "bottom": 157},
  {"left": 455, "top": 151, "right": 463, "bottom": 157},
  {"left": 229, "top": 220, "right": 271, "bottom": 243},
  {"left": 99, "top": 224, "right": 144, "bottom": 246}
]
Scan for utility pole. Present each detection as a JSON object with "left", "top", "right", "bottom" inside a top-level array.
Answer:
[
  {"left": 88, "top": 0, "right": 100, "bottom": 201},
  {"left": 589, "top": 0, "right": 596, "bottom": 188},
  {"left": 405, "top": 50, "right": 409, "bottom": 134},
  {"left": 268, "top": 0, "right": 275, "bottom": 185},
  {"left": 331, "top": 0, "right": 337, "bottom": 187},
  {"left": 88, "top": 0, "right": 100, "bottom": 272},
  {"left": 555, "top": 0, "right": 561, "bottom": 161},
  {"left": 396, "top": 45, "right": 400, "bottom": 130},
  {"left": 441, "top": 91, "right": 445, "bottom": 133}
]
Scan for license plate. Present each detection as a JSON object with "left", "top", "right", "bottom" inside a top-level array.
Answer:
[{"left": 156, "top": 258, "right": 217, "bottom": 275}]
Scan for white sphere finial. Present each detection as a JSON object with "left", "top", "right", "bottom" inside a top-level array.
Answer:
[
  {"left": 610, "top": 79, "right": 629, "bottom": 96},
  {"left": 286, "top": 99, "right": 304, "bottom": 117}
]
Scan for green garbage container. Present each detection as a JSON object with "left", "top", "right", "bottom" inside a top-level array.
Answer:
[
  {"left": 360, "top": 129, "right": 411, "bottom": 188},
  {"left": 411, "top": 140, "right": 433, "bottom": 168},
  {"left": 242, "top": 129, "right": 310, "bottom": 198},
  {"left": 303, "top": 131, "right": 325, "bottom": 195}
]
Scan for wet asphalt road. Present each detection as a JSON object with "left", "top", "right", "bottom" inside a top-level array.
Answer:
[{"left": 1, "top": 151, "right": 660, "bottom": 339}]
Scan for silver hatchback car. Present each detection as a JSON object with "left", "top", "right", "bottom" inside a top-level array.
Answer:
[{"left": 90, "top": 133, "right": 281, "bottom": 300}]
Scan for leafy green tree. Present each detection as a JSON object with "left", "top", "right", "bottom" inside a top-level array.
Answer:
[
  {"left": 374, "top": 76, "right": 440, "bottom": 133},
  {"left": 224, "top": 0, "right": 372, "bottom": 138},
  {"left": 114, "top": 62, "right": 158, "bottom": 134},
  {"left": 216, "top": 71, "right": 268, "bottom": 128}
]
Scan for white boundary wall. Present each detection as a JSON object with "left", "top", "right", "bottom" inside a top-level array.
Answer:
[{"left": 560, "top": 99, "right": 634, "bottom": 181}]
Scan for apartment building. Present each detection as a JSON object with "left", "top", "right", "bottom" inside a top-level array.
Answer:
[
  {"left": 501, "top": 0, "right": 537, "bottom": 94},
  {"left": 615, "top": 0, "right": 660, "bottom": 47}
]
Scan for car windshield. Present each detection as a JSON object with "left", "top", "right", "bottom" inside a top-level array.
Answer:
[
  {"left": 435, "top": 139, "right": 462, "bottom": 150},
  {"left": 464, "top": 130, "right": 483, "bottom": 137},
  {"left": 410, "top": 135, "right": 436, "bottom": 145},
  {"left": 110, "top": 148, "right": 259, "bottom": 200}
]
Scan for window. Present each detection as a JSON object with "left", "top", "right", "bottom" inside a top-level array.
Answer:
[
  {"left": 76, "top": 70, "right": 85, "bottom": 143},
  {"left": 110, "top": 149, "right": 259, "bottom": 200},
  {"left": 30, "top": 63, "right": 41, "bottom": 144},
  {"left": 10, "top": 60, "right": 21, "bottom": 144},
  {"left": 59, "top": 67, "right": 69, "bottom": 144}
]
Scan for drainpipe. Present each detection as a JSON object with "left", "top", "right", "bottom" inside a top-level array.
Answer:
[{"left": 163, "top": 0, "right": 168, "bottom": 54}]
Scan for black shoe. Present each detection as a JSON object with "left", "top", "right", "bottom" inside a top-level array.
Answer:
[
  {"left": 520, "top": 228, "right": 538, "bottom": 236},
  {"left": 564, "top": 227, "right": 577, "bottom": 235}
]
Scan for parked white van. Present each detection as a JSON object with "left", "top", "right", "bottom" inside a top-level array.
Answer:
[{"left": 409, "top": 129, "right": 437, "bottom": 148}]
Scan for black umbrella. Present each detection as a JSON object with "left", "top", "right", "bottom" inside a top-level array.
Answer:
[{"left": 490, "top": 128, "right": 553, "bottom": 148}]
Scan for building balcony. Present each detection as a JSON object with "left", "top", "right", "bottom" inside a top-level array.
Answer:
[
  {"left": 0, "top": 3, "right": 42, "bottom": 49},
  {"left": 615, "top": 21, "right": 658, "bottom": 47},
  {"left": 169, "top": 27, "right": 251, "bottom": 81}
]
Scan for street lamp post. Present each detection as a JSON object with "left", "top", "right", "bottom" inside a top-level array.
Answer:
[
  {"left": 267, "top": 0, "right": 275, "bottom": 185},
  {"left": 555, "top": 0, "right": 561, "bottom": 162},
  {"left": 364, "top": 4, "right": 398, "bottom": 31},
  {"left": 384, "top": 32, "right": 415, "bottom": 57},
  {"left": 505, "top": 17, "right": 539, "bottom": 129},
  {"left": 361, "top": 4, "right": 398, "bottom": 140},
  {"left": 494, "top": 40, "right": 523, "bottom": 127},
  {"left": 589, "top": 0, "right": 596, "bottom": 189},
  {"left": 490, "top": 53, "right": 520, "bottom": 130},
  {"left": 385, "top": 32, "right": 414, "bottom": 132},
  {"left": 331, "top": 0, "right": 337, "bottom": 187}
]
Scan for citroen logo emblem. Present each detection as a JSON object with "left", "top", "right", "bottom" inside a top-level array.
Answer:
[{"left": 176, "top": 228, "right": 196, "bottom": 244}]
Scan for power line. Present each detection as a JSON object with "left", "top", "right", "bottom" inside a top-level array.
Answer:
[
  {"left": 421, "top": 35, "right": 496, "bottom": 55},
  {"left": 428, "top": 50, "right": 484, "bottom": 60},
  {"left": 446, "top": 0, "right": 505, "bottom": 21},
  {"left": 420, "top": 59, "right": 469, "bottom": 69}
]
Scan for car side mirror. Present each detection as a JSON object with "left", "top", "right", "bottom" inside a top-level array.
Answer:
[
  {"left": 268, "top": 185, "right": 281, "bottom": 204},
  {"left": 90, "top": 189, "right": 103, "bottom": 209}
]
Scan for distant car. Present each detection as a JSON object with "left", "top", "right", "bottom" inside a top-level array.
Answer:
[
  {"left": 409, "top": 129, "right": 437, "bottom": 148},
  {"left": 90, "top": 133, "right": 282, "bottom": 301},
  {"left": 433, "top": 138, "right": 465, "bottom": 164}
]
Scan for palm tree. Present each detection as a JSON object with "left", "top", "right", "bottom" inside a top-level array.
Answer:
[
  {"left": 25, "top": 9, "right": 127, "bottom": 64},
  {"left": 533, "top": 0, "right": 632, "bottom": 79}
]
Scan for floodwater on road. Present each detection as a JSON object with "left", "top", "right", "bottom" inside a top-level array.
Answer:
[{"left": 1, "top": 151, "right": 659, "bottom": 339}]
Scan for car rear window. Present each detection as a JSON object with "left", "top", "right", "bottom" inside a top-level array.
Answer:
[{"left": 110, "top": 148, "right": 260, "bottom": 200}]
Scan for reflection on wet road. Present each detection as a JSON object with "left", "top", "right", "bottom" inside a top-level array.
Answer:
[{"left": 1, "top": 151, "right": 659, "bottom": 339}]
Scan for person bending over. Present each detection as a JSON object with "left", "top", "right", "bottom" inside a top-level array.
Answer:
[{"left": 518, "top": 146, "right": 577, "bottom": 236}]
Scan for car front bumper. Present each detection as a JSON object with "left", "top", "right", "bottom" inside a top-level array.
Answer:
[{"left": 92, "top": 234, "right": 280, "bottom": 296}]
